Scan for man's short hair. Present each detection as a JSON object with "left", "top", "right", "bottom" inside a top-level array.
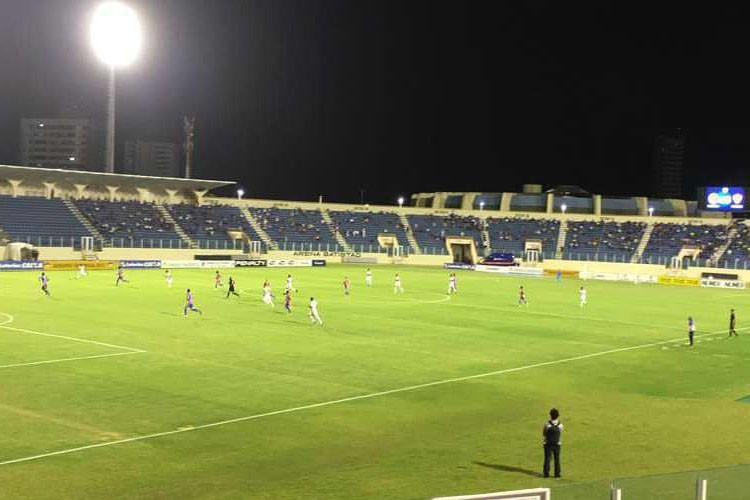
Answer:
[{"left": 550, "top": 408, "right": 559, "bottom": 420}]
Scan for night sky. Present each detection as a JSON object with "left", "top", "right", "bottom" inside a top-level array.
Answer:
[{"left": 2, "top": 1, "right": 750, "bottom": 204}]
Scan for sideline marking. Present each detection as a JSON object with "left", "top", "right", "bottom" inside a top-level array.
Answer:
[{"left": 0, "top": 327, "right": 739, "bottom": 467}]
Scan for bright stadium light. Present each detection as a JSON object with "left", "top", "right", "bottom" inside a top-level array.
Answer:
[
  {"left": 398, "top": 196, "right": 404, "bottom": 208},
  {"left": 479, "top": 200, "right": 485, "bottom": 211},
  {"left": 90, "top": 1, "right": 142, "bottom": 174},
  {"left": 648, "top": 206, "right": 654, "bottom": 216},
  {"left": 561, "top": 203, "right": 567, "bottom": 214},
  {"left": 237, "top": 188, "right": 245, "bottom": 199}
]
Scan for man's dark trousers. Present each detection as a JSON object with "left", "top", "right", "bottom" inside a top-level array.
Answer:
[{"left": 543, "top": 444, "right": 561, "bottom": 478}]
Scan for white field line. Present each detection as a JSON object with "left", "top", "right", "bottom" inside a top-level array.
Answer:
[
  {"left": 0, "top": 326, "right": 743, "bottom": 467},
  {"left": 0, "top": 313, "right": 145, "bottom": 353},
  {"left": 0, "top": 351, "right": 142, "bottom": 370}
]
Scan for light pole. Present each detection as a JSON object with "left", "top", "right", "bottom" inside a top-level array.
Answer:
[
  {"left": 479, "top": 200, "right": 485, "bottom": 211},
  {"left": 648, "top": 206, "right": 654, "bottom": 216},
  {"left": 90, "top": 2, "right": 142, "bottom": 173},
  {"left": 398, "top": 196, "right": 404, "bottom": 208},
  {"left": 237, "top": 188, "right": 245, "bottom": 200},
  {"left": 561, "top": 203, "right": 567, "bottom": 214}
]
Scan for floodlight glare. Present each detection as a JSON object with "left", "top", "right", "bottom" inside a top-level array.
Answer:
[
  {"left": 237, "top": 188, "right": 245, "bottom": 199},
  {"left": 397, "top": 196, "right": 404, "bottom": 207},
  {"left": 561, "top": 203, "right": 567, "bottom": 213},
  {"left": 90, "top": 2, "right": 142, "bottom": 68}
]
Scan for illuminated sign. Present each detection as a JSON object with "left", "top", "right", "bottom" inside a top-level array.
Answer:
[{"left": 704, "top": 186, "right": 745, "bottom": 211}]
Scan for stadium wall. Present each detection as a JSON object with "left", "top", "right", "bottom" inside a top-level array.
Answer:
[{"left": 6, "top": 244, "right": 750, "bottom": 282}]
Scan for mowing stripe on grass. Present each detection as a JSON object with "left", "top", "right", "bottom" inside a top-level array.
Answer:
[
  {"left": 0, "top": 313, "right": 146, "bottom": 353},
  {"left": 0, "top": 351, "right": 142, "bottom": 370},
  {"left": 0, "top": 326, "right": 743, "bottom": 467}
]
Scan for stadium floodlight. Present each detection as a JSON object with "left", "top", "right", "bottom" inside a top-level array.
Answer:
[
  {"left": 561, "top": 203, "right": 567, "bottom": 214},
  {"left": 90, "top": 1, "right": 142, "bottom": 174},
  {"left": 479, "top": 200, "right": 485, "bottom": 211},
  {"left": 648, "top": 206, "right": 654, "bottom": 216},
  {"left": 69, "top": 157, "right": 76, "bottom": 161},
  {"left": 237, "top": 188, "right": 245, "bottom": 199},
  {"left": 398, "top": 196, "right": 404, "bottom": 208}
]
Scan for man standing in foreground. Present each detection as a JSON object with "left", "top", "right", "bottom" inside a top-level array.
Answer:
[
  {"left": 729, "top": 309, "right": 738, "bottom": 337},
  {"left": 543, "top": 408, "right": 563, "bottom": 478}
]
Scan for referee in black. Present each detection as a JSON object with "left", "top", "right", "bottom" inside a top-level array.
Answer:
[
  {"left": 729, "top": 309, "right": 738, "bottom": 337},
  {"left": 542, "top": 408, "right": 563, "bottom": 478}
]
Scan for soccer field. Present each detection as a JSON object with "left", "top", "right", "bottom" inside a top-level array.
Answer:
[{"left": 0, "top": 264, "right": 749, "bottom": 500}]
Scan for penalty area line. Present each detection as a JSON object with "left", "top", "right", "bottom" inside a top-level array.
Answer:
[
  {"left": 0, "top": 313, "right": 146, "bottom": 354},
  {"left": 0, "top": 351, "right": 143, "bottom": 370},
  {"left": 0, "top": 326, "right": 736, "bottom": 467}
]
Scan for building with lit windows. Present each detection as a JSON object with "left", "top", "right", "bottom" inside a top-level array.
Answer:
[{"left": 19, "top": 118, "right": 102, "bottom": 172}]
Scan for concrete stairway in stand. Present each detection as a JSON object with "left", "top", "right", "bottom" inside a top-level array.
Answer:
[
  {"left": 63, "top": 199, "right": 103, "bottom": 240},
  {"left": 481, "top": 221, "right": 491, "bottom": 256},
  {"left": 710, "top": 225, "right": 737, "bottom": 264},
  {"left": 399, "top": 214, "right": 421, "bottom": 255},
  {"left": 156, "top": 204, "right": 197, "bottom": 248},
  {"left": 320, "top": 209, "right": 351, "bottom": 251},
  {"left": 239, "top": 206, "right": 278, "bottom": 250},
  {"left": 631, "top": 221, "right": 655, "bottom": 263},
  {"left": 554, "top": 219, "right": 568, "bottom": 259}
]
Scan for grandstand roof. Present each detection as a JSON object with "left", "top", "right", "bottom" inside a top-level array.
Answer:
[{"left": 0, "top": 164, "right": 234, "bottom": 192}]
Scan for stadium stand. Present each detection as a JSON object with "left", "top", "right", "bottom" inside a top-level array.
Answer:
[
  {"left": 486, "top": 217, "right": 560, "bottom": 255},
  {"left": 564, "top": 220, "right": 646, "bottom": 260},
  {"left": 329, "top": 210, "right": 409, "bottom": 249},
  {"left": 75, "top": 200, "right": 183, "bottom": 247},
  {"left": 473, "top": 193, "right": 501, "bottom": 210},
  {"left": 0, "top": 195, "right": 92, "bottom": 245},
  {"left": 509, "top": 193, "right": 546, "bottom": 212},
  {"left": 642, "top": 222, "right": 728, "bottom": 260},
  {"left": 167, "top": 204, "right": 241, "bottom": 243},
  {"left": 723, "top": 223, "right": 750, "bottom": 263},
  {"left": 407, "top": 214, "right": 484, "bottom": 253},
  {"left": 601, "top": 197, "right": 638, "bottom": 216},
  {"left": 247, "top": 207, "right": 337, "bottom": 247}
]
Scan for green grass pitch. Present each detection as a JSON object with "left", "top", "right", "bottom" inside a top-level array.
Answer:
[{"left": 0, "top": 264, "right": 749, "bottom": 499}]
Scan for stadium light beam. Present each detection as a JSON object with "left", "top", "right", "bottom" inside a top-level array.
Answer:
[
  {"left": 561, "top": 203, "right": 567, "bottom": 214},
  {"left": 90, "top": 2, "right": 142, "bottom": 174},
  {"left": 398, "top": 196, "right": 404, "bottom": 208},
  {"left": 237, "top": 188, "right": 245, "bottom": 199},
  {"left": 648, "top": 206, "right": 654, "bottom": 216}
]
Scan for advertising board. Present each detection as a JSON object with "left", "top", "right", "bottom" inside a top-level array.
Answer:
[
  {"left": 119, "top": 260, "right": 162, "bottom": 269},
  {"left": 700, "top": 279, "right": 746, "bottom": 289},
  {"left": 0, "top": 261, "right": 44, "bottom": 271},
  {"left": 44, "top": 260, "right": 115, "bottom": 271}
]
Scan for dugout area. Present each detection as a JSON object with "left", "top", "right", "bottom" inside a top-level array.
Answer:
[{"left": 445, "top": 236, "right": 479, "bottom": 265}]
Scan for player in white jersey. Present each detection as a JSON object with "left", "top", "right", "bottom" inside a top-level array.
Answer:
[
  {"left": 309, "top": 297, "right": 323, "bottom": 325},
  {"left": 365, "top": 268, "right": 373, "bottom": 287},
  {"left": 262, "top": 282, "right": 275, "bottom": 307},
  {"left": 285, "top": 274, "right": 294, "bottom": 292},
  {"left": 394, "top": 273, "right": 404, "bottom": 294},
  {"left": 448, "top": 273, "right": 457, "bottom": 295},
  {"left": 165, "top": 270, "right": 173, "bottom": 287},
  {"left": 579, "top": 286, "right": 587, "bottom": 307},
  {"left": 77, "top": 264, "right": 87, "bottom": 279}
]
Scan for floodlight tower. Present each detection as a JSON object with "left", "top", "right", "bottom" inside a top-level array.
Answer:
[{"left": 90, "top": 2, "right": 142, "bottom": 173}]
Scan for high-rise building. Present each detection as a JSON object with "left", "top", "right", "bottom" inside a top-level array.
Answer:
[
  {"left": 652, "top": 129, "right": 687, "bottom": 199},
  {"left": 123, "top": 140, "right": 181, "bottom": 178},
  {"left": 19, "top": 118, "right": 103, "bottom": 171}
]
